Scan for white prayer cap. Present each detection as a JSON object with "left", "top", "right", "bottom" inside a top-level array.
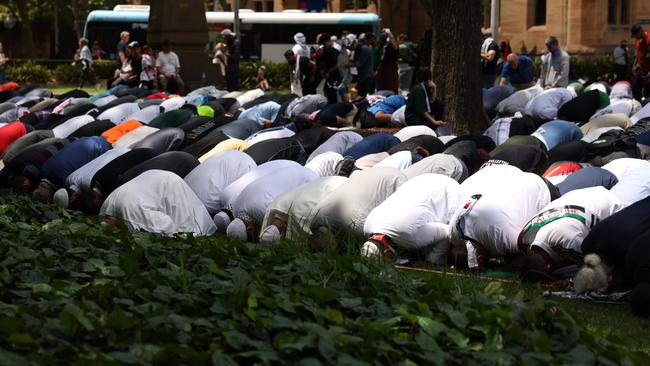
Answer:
[
  {"left": 53, "top": 188, "right": 69, "bottom": 209},
  {"left": 361, "top": 241, "right": 380, "bottom": 257},
  {"left": 259, "top": 225, "right": 281, "bottom": 244},
  {"left": 226, "top": 218, "right": 247, "bottom": 241},
  {"left": 213, "top": 211, "right": 231, "bottom": 232}
]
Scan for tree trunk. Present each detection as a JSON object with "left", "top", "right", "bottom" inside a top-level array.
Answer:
[
  {"left": 15, "top": 0, "right": 35, "bottom": 57},
  {"left": 430, "top": 0, "right": 488, "bottom": 135}
]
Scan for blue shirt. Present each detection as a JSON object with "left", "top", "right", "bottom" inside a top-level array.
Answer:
[
  {"left": 40, "top": 136, "right": 112, "bottom": 186},
  {"left": 556, "top": 167, "right": 618, "bottom": 195},
  {"left": 238, "top": 102, "right": 281, "bottom": 126},
  {"left": 531, "top": 120, "right": 583, "bottom": 150},
  {"left": 368, "top": 95, "right": 406, "bottom": 115},
  {"left": 501, "top": 55, "right": 534, "bottom": 84},
  {"left": 343, "top": 133, "right": 400, "bottom": 159}
]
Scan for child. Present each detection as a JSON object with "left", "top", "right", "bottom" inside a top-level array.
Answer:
[
  {"left": 140, "top": 45, "right": 156, "bottom": 89},
  {"left": 256, "top": 65, "right": 270, "bottom": 90},
  {"left": 212, "top": 42, "right": 227, "bottom": 90}
]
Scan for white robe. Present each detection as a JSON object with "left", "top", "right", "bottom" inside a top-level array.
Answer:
[
  {"left": 403, "top": 153, "right": 467, "bottom": 182},
  {"left": 364, "top": 174, "right": 461, "bottom": 262},
  {"left": 97, "top": 103, "right": 140, "bottom": 125},
  {"left": 305, "top": 151, "right": 343, "bottom": 177},
  {"left": 524, "top": 88, "right": 574, "bottom": 121},
  {"left": 519, "top": 186, "right": 624, "bottom": 257},
  {"left": 449, "top": 165, "right": 551, "bottom": 257},
  {"left": 229, "top": 165, "right": 318, "bottom": 226},
  {"left": 184, "top": 150, "right": 257, "bottom": 214},
  {"left": 126, "top": 105, "right": 162, "bottom": 124},
  {"left": 100, "top": 170, "right": 217, "bottom": 236},
  {"left": 374, "top": 150, "right": 413, "bottom": 171},
  {"left": 393, "top": 125, "right": 436, "bottom": 142},
  {"left": 261, "top": 176, "right": 348, "bottom": 239},
  {"left": 601, "top": 158, "right": 650, "bottom": 180},
  {"left": 610, "top": 165, "right": 650, "bottom": 206},
  {"left": 310, "top": 167, "right": 406, "bottom": 236}
]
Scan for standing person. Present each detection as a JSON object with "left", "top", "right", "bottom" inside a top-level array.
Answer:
[
  {"left": 539, "top": 36, "right": 570, "bottom": 89},
  {"left": 212, "top": 42, "right": 227, "bottom": 90},
  {"left": 0, "top": 42, "right": 9, "bottom": 84},
  {"left": 614, "top": 40, "right": 629, "bottom": 81},
  {"left": 292, "top": 32, "right": 310, "bottom": 59},
  {"left": 480, "top": 33, "right": 499, "bottom": 89},
  {"left": 375, "top": 30, "right": 399, "bottom": 94},
  {"left": 398, "top": 34, "right": 417, "bottom": 92},
  {"left": 284, "top": 50, "right": 317, "bottom": 96},
  {"left": 316, "top": 33, "right": 340, "bottom": 104},
  {"left": 156, "top": 40, "right": 184, "bottom": 94},
  {"left": 116, "top": 31, "right": 129, "bottom": 68},
  {"left": 222, "top": 29, "right": 241, "bottom": 92},
  {"left": 631, "top": 24, "right": 650, "bottom": 101},
  {"left": 140, "top": 45, "right": 156, "bottom": 90},
  {"left": 76, "top": 38, "right": 94, "bottom": 89},
  {"left": 348, "top": 34, "right": 375, "bottom": 97},
  {"left": 499, "top": 53, "right": 535, "bottom": 90}
]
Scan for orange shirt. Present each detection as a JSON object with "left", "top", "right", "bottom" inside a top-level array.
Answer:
[
  {"left": 0, "top": 122, "right": 27, "bottom": 155},
  {"left": 101, "top": 120, "right": 143, "bottom": 144},
  {"left": 636, "top": 32, "right": 650, "bottom": 72}
]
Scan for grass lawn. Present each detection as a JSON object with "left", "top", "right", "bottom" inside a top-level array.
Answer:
[
  {"left": 404, "top": 267, "right": 650, "bottom": 353},
  {"left": 49, "top": 84, "right": 106, "bottom": 96}
]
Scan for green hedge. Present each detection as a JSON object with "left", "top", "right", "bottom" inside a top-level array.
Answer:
[
  {"left": 4, "top": 58, "right": 290, "bottom": 89},
  {"left": 532, "top": 55, "right": 624, "bottom": 85}
]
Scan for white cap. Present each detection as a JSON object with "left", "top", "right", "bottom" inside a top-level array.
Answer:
[
  {"left": 226, "top": 218, "right": 247, "bottom": 241},
  {"left": 259, "top": 225, "right": 281, "bottom": 244},
  {"left": 53, "top": 188, "right": 69, "bottom": 209},
  {"left": 361, "top": 241, "right": 380, "bottom": 257},
  {"left": 221, "top": 29, "right": 235, "bottom": 37},
  {"left": 213, "top": 211, "right": 232, "bottom": 232}
]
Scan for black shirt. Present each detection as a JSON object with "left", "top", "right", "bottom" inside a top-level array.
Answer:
[
  {"left": 381, "top": 44, "right": 398, "bottom": 64},
  {"left": 115, "top": 151, "right": 199, "bottom": 187},
  {"left": 316, "top": 102, "right": 354, "bottom": 127},
  {"left": 92, "top": 148, "right": 158, "bottom": 195},
  {"left": 482, "top": 41, "right": 500, "bottom": 74}
]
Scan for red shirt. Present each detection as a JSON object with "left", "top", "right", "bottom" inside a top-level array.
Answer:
[
  {"left": 0, "top": 122, "right": 27, "bottom": 155},
  {"left": 636, "top": 32, "right": 650, "bottom": 72}
]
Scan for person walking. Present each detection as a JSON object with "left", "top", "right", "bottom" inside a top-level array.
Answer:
[
  {"left": 285, "top": 50, "right": 317, "bottom": 96},
  {"left": 480, "top": 33, "right": 499, "bottom": 89},
  {"left": 292, "top": 32, "right": 310, "bottom": 59},
  {"left": 614, "top": 40, "right": 629, "bottom": 81},
  {"left": 222, "top": 29, "right": 241, "bottom": 92},
  {"left": 75, "top": 38, "right": 94, "bottom": 89},
  {"left": 375, "top": 30, "right": 399, "bottom": 94},
  {"left": 116, "top": 31, "right": 129, "bottom": 68}
]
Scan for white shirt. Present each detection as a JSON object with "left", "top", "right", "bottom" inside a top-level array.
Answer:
[
  {"left": 305, "top": 151, "right": 343, "bottom": 177},
  {"left": 610, "top": 165, "right": 650, "bottom": 206},
  {"left": 100, "top": 170, "right": 216, "bottom": 236},
  {"left": 590, "top": 101, "right": 639, "bottom": 120},
  {"left": 483, "top": 115, "right": 514, "bottom": 146},
  {"left": 393, "top": 125, "right": 436, "bottom": 142},
  {"left": 631, "top": 102, "right": 650, "bottom": 125},
  {"left": 230, "top": 165, "right": 318, "bottom": 226},
  {"left": 390, "top": 106, "right": 407, "bottom": 127},
  {"left": 52, "top": 115, "right": 95, "bottom": 138},
  {"left": 403, "top": 153, "right": 466, "bottom": 182},
  {"left": 112, "top": 126, "right": 159, "bottom": 149},
  {"left": 221, "top": 160, "right": 300, "bottom": 213},
  {"left": 613, "top": 46, "right": 628, "bottom": 65},
  {"left": 184, "top": 150, "right": 257, "bottom": 214},
  {"left": 310, "top": 167, "right": 407, "bottom": 236},
  {"left": 94, "top": 95, "right": 118, "bottom": 108},
  {"left": 524, "top": 87, "right": 574, "bottom": 121},
  {"left": 126, "top": 105, "right": 161, "bottom": 124},
  {"left": 307, "top": 131, "right": 363, "bottom": 163},
  {"left": 496, "top": 84, "right": 544, "bottom": 116},
  {"left": 520, "top": 186, "right": 624, "bottom": 257},
  {"left": 159, "top": 97, "right": 187, "bottom": 112},
  {"left": 156, "top": 51, "right": 180, "bottom": 76},
  {"left": 292, "top": 44, "right": 310, "bottom": 58},
  {"left": 364, "top": 174, "right": 461, "bottom": 255},
  {"left": 97, "top": 103, "right": 140, "bottom": 125},
  {"left": 449, "top": 166, "right": 551, "bottom": 257},
  {"left": 65, "top": 148, "right": 130, "bottom": 193},
  {"left": 261, "top": 176, "right": 347, "bottom": 239},
  {"left": 601, "top": 158, "right": 650, "bottom": 180},
  {"left": 236, "top": 89, "right": 265, "bottom": 106},
  {"left": 374, "top": 150, "right": 413, "bottom": 171}
]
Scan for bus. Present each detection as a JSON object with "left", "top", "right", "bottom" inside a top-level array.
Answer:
[{"left": 83, "top": 5, "right": 380, "bottom": 63}]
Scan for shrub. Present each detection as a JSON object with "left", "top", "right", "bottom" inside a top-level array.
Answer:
[
  {"left": 5, "top": 61, "right": 51, "bottom": 84},
  {"left": 93, "top": 59, "right": 117, "bottom": 80},
  {"left": 52, "top": 63, "right": 80, "bottom": 84}
]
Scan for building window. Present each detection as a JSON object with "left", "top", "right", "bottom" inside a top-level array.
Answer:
[
  {"left": 620, "top": 0, "right": 630, "bottom": 24},
  {"left": 608, "top": 0, "right": 617, "bottom": 24},
  {"left": 533, "top": 0, "right": 546, "bottom": 26}
]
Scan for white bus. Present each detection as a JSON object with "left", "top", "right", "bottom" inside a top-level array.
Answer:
[{"left": 84, "top": 5, "right": 380, "bottom": 62}]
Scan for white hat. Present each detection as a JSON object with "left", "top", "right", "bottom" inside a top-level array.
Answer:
[
  {"left": 213, "top": 211, "right": 232, "bottom": 232},
  {"left": 259, "top": 225, "right": 281, "bottom": 244},
  {"left": 361, "top": 241, "right": 380, "bottom": 257},
  {"left": 53, "top": 188, "right": 69, "bottom": 209},
  {"left": 221, "top": 29, "right": 235, "bottom": 37},
  {"left": 226, "top": 218, "right": 247, "bottom": 241},
  {"left": 344, "top": 33, "right": 357, "bottom": 47}
]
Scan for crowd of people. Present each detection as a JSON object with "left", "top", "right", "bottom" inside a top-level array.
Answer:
[{"left": 0, "top": 23, "right": 649, "bottom": 315}]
